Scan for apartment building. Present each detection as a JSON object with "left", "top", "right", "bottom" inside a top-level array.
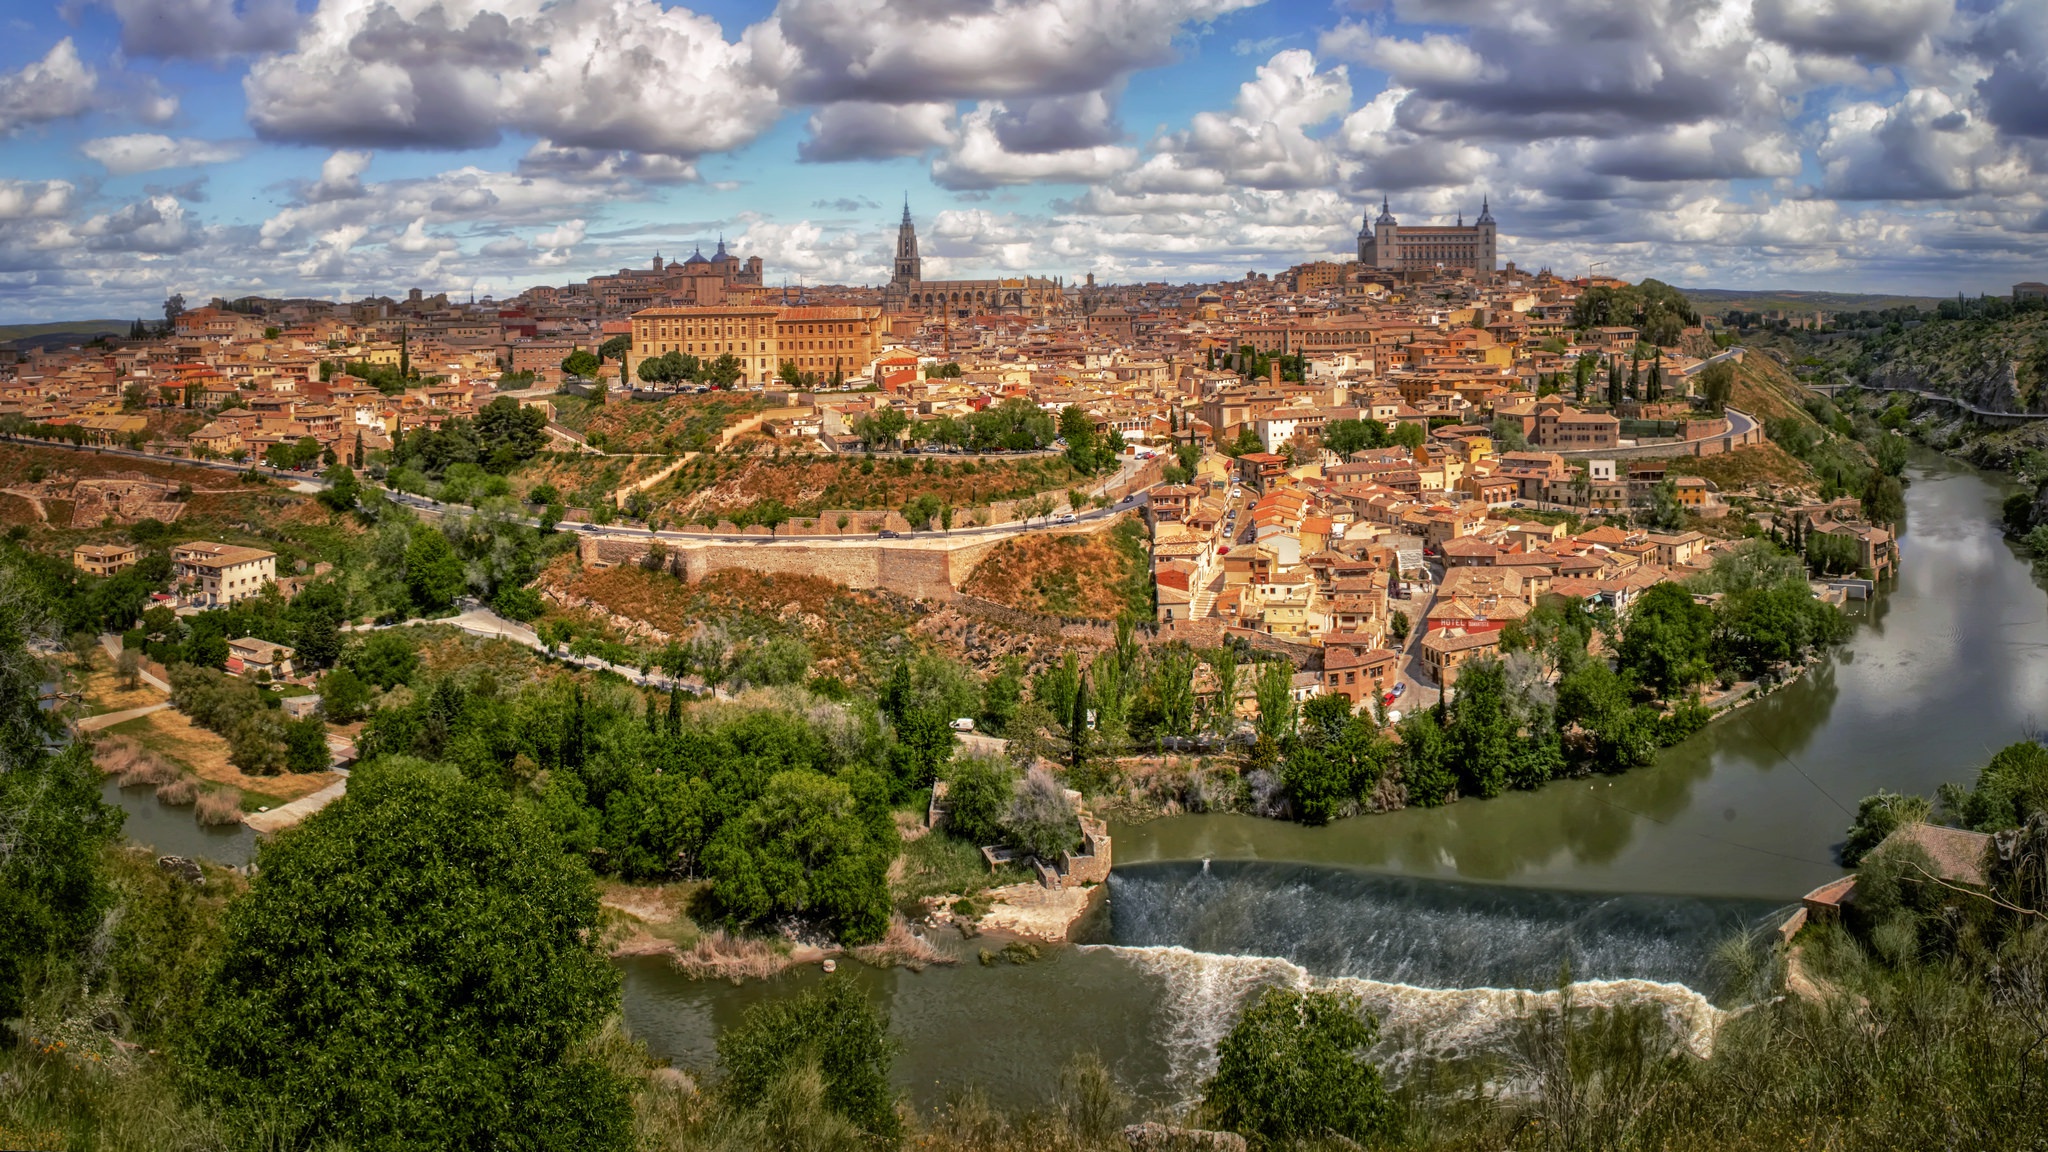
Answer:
[{"left": 172, "top": 541, "right": 278, "bottom": 607}]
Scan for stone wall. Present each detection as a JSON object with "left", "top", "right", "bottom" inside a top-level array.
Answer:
[
  {"left": 1556, "top": 408, "right": 1762, "bottom": 460},
  {"left": 577, "top": 531, "right": 1018, "bottom": 602}
]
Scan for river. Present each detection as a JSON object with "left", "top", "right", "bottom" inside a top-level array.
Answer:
[{"left": 107, "top": 451, "right": 2048, "bottom": 1108}]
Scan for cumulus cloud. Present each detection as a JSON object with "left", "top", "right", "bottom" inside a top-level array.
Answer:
[
  {"left": 1117, "top": 50, "right": 1351, "bottom": 194},
  {"left": 1819, "top": 89, "right": 2029, "bottom": 199},
  {"left": 91, "top": 0, "right": 300, "bottom": 59},
  {"left": 244, "top": 0, "right": 784, "bottom": 157},
  {"left": 517, "top": 142, "right": 701, "bottom": 183},
  {"left": 1753, "top": 0, "right": 1952, "bottom": 62},
  {"left": 0, "top": 180, "right": 80, "bottom": 220},
  {"left": 82, "top": 134, "right": 252, "bottom": 176},
  {"left": 78, "top": 194, "right": 198, "bottom": 253},
  {"left": 757, "top": 0, "right": 1263, "bottom": 104},
  {"left": 932, "top": 103, "right": 1136, "bottom": 189},
  {"left": 798, "top": 102, "right": 957, "bottom": 162},
  {"left": 0, "top": 39, "right": 98, "bottom": 134}
]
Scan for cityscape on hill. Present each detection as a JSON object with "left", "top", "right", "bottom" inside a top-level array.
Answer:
[{"left": 6, "top": 0, "right": 2048, "bottom": 1147}]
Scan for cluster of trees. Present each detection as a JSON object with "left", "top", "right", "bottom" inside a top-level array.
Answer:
[
  {"left": 1571, "top": 279, "right": 1700, "bottom": 346},
  {"left": 1275, "top": 545, "right": 1847, "bottom": 824},
  {"left": 859, "top": 398, "right": 1060, "bottom": 454},
  {"left": 1059, "top": 404, "right": 1125, "bottom": 474},
  {"left": 353, "top": 666, "right": 930, "bottom": 943},
  {"left": 168, "top": 664, "right": 330, "bottom": 775},
  {"left": 7, "top": 542, "right": 172, "bottom": 636},
  {"left": 387, "top": 396, "right": 548, "bottom": 478},
  {"left": 637, "top": 349, "right": 745, "bottom": 388}
]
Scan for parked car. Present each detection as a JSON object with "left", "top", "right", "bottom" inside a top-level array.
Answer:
[{"left": 949, "top": 718, "right": 976, "bottom": 732}]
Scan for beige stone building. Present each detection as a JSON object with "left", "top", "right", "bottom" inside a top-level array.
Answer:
[
  {"left": 172, "top": 541, "right": 277, "bottom": 607},
  {"left": 73, "top": 543, "right": 139, "bottom": 576}
]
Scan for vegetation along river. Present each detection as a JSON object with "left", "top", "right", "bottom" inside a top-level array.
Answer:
[{"left": 108, "top": 450, "right": 2048, "bottom": 1108}]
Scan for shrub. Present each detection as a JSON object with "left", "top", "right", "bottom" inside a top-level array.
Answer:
[
  {"left": 942, "top": 755, "right": 1012, "bottom": 846},
  {"left": 1842, "top": 789, "right": 1933, "bottom": 867},
  {"left": 1203, "top": 987, "right": 1395, "bottom": 1148},
  {"left": 715, "top": 977, "right": 899, "bottom": 1141},
  {"left": 1003, "top": 765, "right": 1081, "bottom": 863}
]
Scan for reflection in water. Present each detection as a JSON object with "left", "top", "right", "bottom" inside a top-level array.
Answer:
[
  {"left": 1115, "top": 452, "right": 2048, "bottom": 900},
  {"left": 100, "top": 779, "right": 256, "bottom": 866}
]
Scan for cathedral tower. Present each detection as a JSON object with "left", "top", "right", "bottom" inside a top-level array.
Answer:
[{"left": 893, "top": 198, "right": 921, "bottom": 285}]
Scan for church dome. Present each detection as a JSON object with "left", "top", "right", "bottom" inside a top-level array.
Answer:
[
  {"left": 710, "top": 238, "right": 733, "bottom": 264},
  {"left": 682, "top": 246, "right": 710, "bottom": 266}
]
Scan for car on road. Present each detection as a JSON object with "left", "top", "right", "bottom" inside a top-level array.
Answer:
[
  {"left": 878, "top": 529, "right": 900, "bottom": 538},
  {"left": 1056, "top": 512, "right": 1076, "bottom": 524}
]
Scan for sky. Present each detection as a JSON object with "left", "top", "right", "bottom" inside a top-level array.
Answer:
[{"left": 2, "top": 0, "right": 2047, "bottom": 320}]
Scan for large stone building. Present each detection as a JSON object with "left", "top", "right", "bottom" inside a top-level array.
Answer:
[
  {"left": 629, "top": 304, "right": 886, "bottom": 385},
  {"left": 588, "top": 242, "right": 765, "bottom": 313},
  {"left": 1357, "top": 197, "right": 1497, "bottom": 281},
  {"left": 880, "top": 203, "right": 1064, "bottom": 319},
  {"left": 172, "top": 541, "right": 277, "bottom": 607}
]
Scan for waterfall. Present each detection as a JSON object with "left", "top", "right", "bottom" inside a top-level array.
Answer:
[{"left": 1087, "top": 861, "right": 1778, "bottom": 1098}]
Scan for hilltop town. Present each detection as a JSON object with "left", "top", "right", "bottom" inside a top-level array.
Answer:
[{"left": 3, "top": 199, "right": 1900, "bottom": 718}]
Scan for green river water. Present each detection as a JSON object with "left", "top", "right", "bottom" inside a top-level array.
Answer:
[{"left": 106, "top": 450, "right": 2048, "bottom": 1108}]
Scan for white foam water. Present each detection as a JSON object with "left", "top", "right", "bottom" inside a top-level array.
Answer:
[{"left": 1084, "top": 943, "right": 1722, "bottom": 1099}]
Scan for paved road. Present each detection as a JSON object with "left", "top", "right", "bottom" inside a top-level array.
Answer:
[
  {"left": 1809, "top": 382, "right": 2048, "bottom": 422},
  {"left": 76, "top": 701, "right": 172, "bottom": 731}
]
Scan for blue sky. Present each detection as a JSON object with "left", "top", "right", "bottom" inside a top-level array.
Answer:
[{"left": 2, "top": 0, "right": 2046, "bottom": 319}]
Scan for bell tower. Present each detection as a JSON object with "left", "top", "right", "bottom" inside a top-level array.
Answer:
[{"left": 893, "top": 197, "right": 922, "bottom": 286}]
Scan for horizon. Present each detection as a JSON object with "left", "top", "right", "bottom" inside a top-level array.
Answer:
[{"left": 3, "top": 0, "right": 2046, "bottom": 317}]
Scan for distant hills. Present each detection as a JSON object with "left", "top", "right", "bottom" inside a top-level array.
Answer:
[
  {"left": 0, "top": 319, "right": 130, "bottom": 348},
  {"left": 1676, "top": 289, "right": 1949, "bottom": 315}
]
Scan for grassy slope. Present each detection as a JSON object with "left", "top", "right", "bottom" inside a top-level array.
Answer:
[
  {"left": 960, "top": 515, "right": 1151, "bottom": 620},
  {"left": 653, "top": 453, "right": 1092, "bottom": 521},
  {"left": 0, "top": 319, "right": 128, "bottom": 344}
]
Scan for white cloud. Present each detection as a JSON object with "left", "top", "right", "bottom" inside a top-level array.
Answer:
[
  {"left": 0, "top": 39, "right": 98, "bottom": 134},
  {"left": 82, "top": 134, "right": 252, "bottom": 177},
  {"left": 244, "top": 0, "right": 784, "bottom": 158},
  {"left": 0, "top": 180, "right": 80, "bottom": 220},
  {"left": 757, "top": 0, "right": 1265, "bottom": 105},
  {"left": 534, "top": 219, "right": 587, "bottom": 250},
  {"left": 799, "top": 102, "right": 958, "bottom": 163},
  {"left": 932, "top": 103, "right": 1137, "bottom": 189}
]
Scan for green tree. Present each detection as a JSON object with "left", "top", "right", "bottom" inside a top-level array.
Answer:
[
  {"left": 716, "top": 977, "right": 899, "bottom": 1140},
  {"left": 942, "top": 755, "right": 1013, "bottom": 846},
  {"left": 351, "top": 629, "right": 420, "bottom": 690},
  {"left": 317, "top": 461, "right": 361, "bottom": 513},
  {"left": 1699, "top": 360, "right": 1735, "bottom": 414},
  {"left": 1391, "top": 421, "right": 1427, "bottom": 451},
  {"left": 1004, "top": 764, "right": 1080, "bottom": 862},
  {"left": 1946, "top": 740, "right": 2048, "bottom": 832},
  {"left": 1204, "top": 987, "right": 1395, "bottom": 1149},
  {"left": 1253, "top": 659, "right": 1297, "bottom": 744},
  {"left": 560, "top": 349, "right": 602, "bottom": 381},
  {"left": 1617, "top": 581, "right": 1716, "bottom": 697},
  {"left": 184, "top": 758, "right": 630, "bottom": 1151},
  {"left": 1841, "top": 789, "right": 1933, "bottom": 867},
  {"left": 705, "top": 352, "right": 745, "bottom": 388},
  {"left": 701, "top": 770, "right": 893, "bottom": 944},
  {"left": 1862, "top": 469, "right": 1906, "bottom": 527},
  {"left": 0, "top": 567, "right": 123, "bottom": 1020},
  {"left": 405, "top": 526, "right": 466, "bottom": 612},
  {"left": 284, "top": 713, "right": 331, "bottom": 773},
  {"left": 319, "top": 665, "right": 373, "bottom": 723}
]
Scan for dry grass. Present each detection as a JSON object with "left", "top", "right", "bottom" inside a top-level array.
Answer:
[
  {"left": 105, "top": 709, "right": 337, "bottom": 802},
  {"left": 653, "top": 452, "right": 1090, "bottom": 522},
  {"left": 94, "top": 738, "right": 179, "bottom": 788},
  {"left": 665, "top": 930, "right": 803, "bottom": 981},
  {"left": 961, "top": 518, "right": 1141, "bottom": 619},
  {"left": 0, "top": 492, "right": 38, "bottom": 525},
  {"left": 153, "top": 777, "right": 195, "bottom": 806},
  {"left": 194, "top": 788, "right": 244, "bottom": 825},
  {"left": 80, "top": 652, "right": 164, "bottom": 715},
  {"left": 850, "top": 917, "right": 956, "bottom": 970},
  {"left": 1665, "top": 442, "right": 1815, "bottom": 492}
]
